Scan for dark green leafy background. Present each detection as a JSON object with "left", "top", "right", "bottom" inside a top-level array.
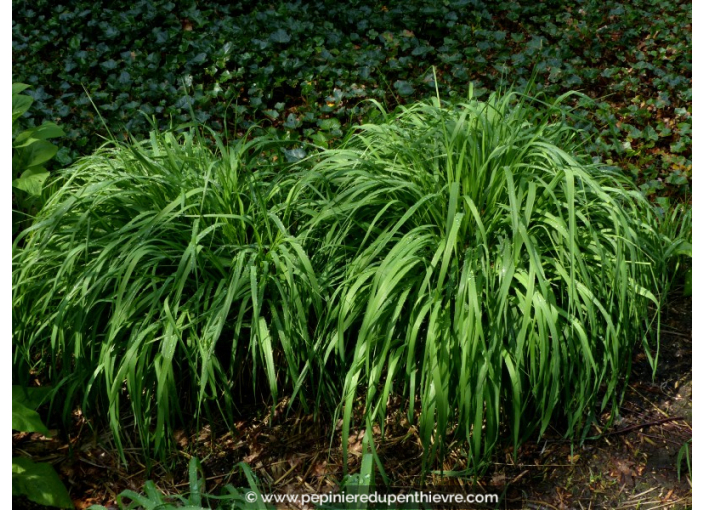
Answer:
[{"left": 12, "top": 0, "right": 691, "bottom": 197}]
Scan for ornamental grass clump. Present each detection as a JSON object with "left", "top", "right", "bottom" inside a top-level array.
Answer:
[
  {"left": 12, "top": 130, "right": 325, "bottom": 459},
  {"left": 12, "top": 89, "right": 688, "bottom": 472},
  {"left": 303, "top": 90, "right": 684, "bottom": 471}
]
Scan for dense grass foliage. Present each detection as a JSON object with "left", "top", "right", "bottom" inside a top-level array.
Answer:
[
  {"left": 303, "top": 91, "right": 688, "bottom": 470},
  {"left": 13, "top": 92, "right": 690, "bottom": 469},
  {"left": 12, "top": 0, "right": 691, "bottom": 198},
  {"left": 12, "top": 130, "right": 326, "bottom": 458}
]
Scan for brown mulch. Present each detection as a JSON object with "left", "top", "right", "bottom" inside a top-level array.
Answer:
[{"left": 13, "top": 296, "right": 691, "bottom": 510}]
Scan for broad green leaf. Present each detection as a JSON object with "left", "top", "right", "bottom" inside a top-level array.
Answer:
[
  {"left": 674, "top": 241, "right": 692, "bottom": 258},
  {"left": 12, "top": 83, "right": 30, "bottom": 95},
  {"left": 12, "top": 94, "right": 33, "bottom": 123},
  {"left": 12, "top": 385, "right": 52, "bottom": 410},
  {"left": 12, "top": 401, "right": 50, "bottom": 434},
  {"left": 16, "top": 139, "right": 58, "bottom": 168},
  {"left": 15, "top": 122, "right": 65, "bottom": 144},
  {"left": 12, "top": 457, "right": 73, "bottom": 508},
  {"left": 13, "top": 167, "right": 50, "bottom": 196}
]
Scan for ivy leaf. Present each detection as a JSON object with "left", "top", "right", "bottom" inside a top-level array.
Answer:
[
  {"left": 10, "top": 0, "right": 692, "bottom": 198},
  {"left": 283, "top": 113, "right": 301, "bottom": 129},
  {"left": 263, "top": 109, "right": 279, "bottom": 119},
  {"left": 189, "top": 53, "right": 207, "bottom": 65},
  {"left": 100, "top": 59, "right": 118, "bottom": 71},
  {"left": 394, "top": 80, "right": 415, "bottom": 97},
  {"left": 411, "top": 45, "right": 434, "bottom": 56},
  {"left": 283, "top": 148, "right": 307, "bottom": 162},
  {"left": 118, "top": 71, "right": 132, "bottom": 86},
  {"left": 671, "top": 141, "right": 686, "bottom": 153},
  {"left": 270, "top": 29, "right": 291, "bottom": 44},
  {"left": 318, "top": 118, "right": 340, "bottom": 131},
  {"left": 643, "top": 125, "right": 658, "bottom": 142},
  {"left": 311, "top": 131, "right": 329, "bottom": 146}
]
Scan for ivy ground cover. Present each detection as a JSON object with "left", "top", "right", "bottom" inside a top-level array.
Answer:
[{"left": 12, "top": 0, "right": 691, "bottom": 199}]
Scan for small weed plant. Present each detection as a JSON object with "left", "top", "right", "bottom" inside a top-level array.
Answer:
[{"left": 88, "top": 458, "right": 271, "bottom": 510}]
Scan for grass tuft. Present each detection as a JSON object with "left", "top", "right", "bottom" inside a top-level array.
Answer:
[
  {"left": 303, "top": 90, "right": 688, "bottom": 471},
  {"left": 13, "top": 90, "right": 690, "bottom": 471},
  {"left": 13, "top": 129, "right": 324, "bottom": 459}
]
